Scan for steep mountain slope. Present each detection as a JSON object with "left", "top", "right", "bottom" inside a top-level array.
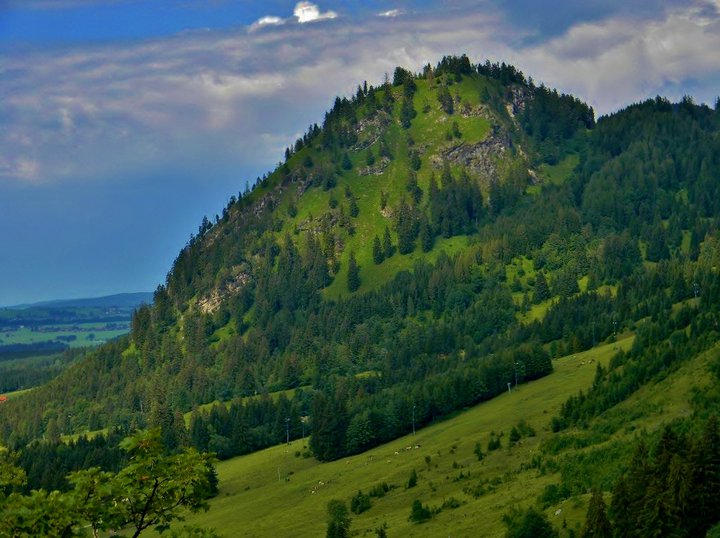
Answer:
[{"left": 1, "top": 56, "right": 719, "bottom": 481}]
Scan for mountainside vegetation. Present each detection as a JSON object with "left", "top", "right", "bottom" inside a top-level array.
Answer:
[{"left": 1, "top": 54, "right": 719, "bottom": 535}]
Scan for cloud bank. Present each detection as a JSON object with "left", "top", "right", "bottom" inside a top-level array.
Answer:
[{"left": 1, "top": 1, "right": 719, "bottom": 186}]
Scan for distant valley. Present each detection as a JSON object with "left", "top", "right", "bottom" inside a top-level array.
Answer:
[
  {"left": 0, "top": 291, "right": 152, "bottom": 353},
  {"left": 0, "top": 292, "right": 152, "bottom": 395}
]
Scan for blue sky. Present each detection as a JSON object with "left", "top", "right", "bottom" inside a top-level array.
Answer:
[{"left": 1, "top": 0, "right": 719, "bottom": 305}]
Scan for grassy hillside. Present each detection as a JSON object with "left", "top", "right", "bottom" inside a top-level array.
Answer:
[
  {"left": 176, "top": 337, "right": 635, "bottom": 537},
  {"left": 274, "top": 75, "right": 495, "bottom": 300}
]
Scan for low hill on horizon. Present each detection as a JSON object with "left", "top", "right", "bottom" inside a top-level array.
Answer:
[{"left": 4, "top": 291, "right": 153, "bottom": 311}]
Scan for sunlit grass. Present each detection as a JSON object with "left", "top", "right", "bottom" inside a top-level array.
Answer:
[{"left": 172, "top": 337, "right": 643, "bottom": 537}]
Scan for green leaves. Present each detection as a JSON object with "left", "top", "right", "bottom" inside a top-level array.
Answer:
[
  {"left": 1, "top": 489, "right": 81, "bottom": 538},
  {"left": 0, "top": 451, "right": 26, "bottom": 493},
  {"left": 0, "top": 429, "right": 217, "bottom": 538}
]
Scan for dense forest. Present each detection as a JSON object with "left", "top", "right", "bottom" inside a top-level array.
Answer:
[{"left": 1, "top": 54, "right": 719, "bottom": 534}]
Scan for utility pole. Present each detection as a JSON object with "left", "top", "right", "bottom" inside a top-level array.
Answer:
[
  {"left": 412, "top": 405, "right": 416, "bottom": 437},
  {"left": 613, "top": 320, "right": 618, "bottom": 350},
  {"left": 282, "top": 417, "right": 290, "bottom": 484},
  {"left": 507, "top": 382, "right": 511, "bottom": 395}
]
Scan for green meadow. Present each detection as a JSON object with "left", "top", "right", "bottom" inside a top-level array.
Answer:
[{"left": 169, "top": 334, "right": 688, "bottom": 537}]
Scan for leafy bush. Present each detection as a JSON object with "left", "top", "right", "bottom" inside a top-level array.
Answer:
[
  {"left": 406, "top": 468, "right": 418, "bottom": 489},
  {"left": 503, "top": 506, "right": 558, "bottom": 538},
  {"left": 408, "top": 500, "right": 432, "bottom": 524},
  {"left": 368, "top": 482, "right": 390, "bottom": 498},
  {"left": 350, "top": 490, "right": 371, "bottom": 514}
]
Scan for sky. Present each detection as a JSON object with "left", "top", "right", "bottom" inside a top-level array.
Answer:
[{"left": 1, "top": 0, "right": 719, "bottom": 306}]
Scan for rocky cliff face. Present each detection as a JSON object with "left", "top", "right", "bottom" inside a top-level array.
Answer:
[{"left": 434, "top": 127, "right": 512, "bottom": 183}]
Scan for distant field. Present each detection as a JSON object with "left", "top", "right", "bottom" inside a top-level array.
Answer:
[
  {"left": 0, "top": 293, "right": 147, "bottom": 358},
  {"left": 0, "top": 323, "right": 129, "bottom": 349},
  {"left": 172, "top": 336, "right": 647, "bottom": 538}
]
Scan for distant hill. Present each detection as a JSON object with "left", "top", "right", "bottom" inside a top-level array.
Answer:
[{"left": 7, "top": 292, "right": 153, "bottom": 310}]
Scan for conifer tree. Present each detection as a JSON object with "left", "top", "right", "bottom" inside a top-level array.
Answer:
[
  {"left": 407, "top": 170, "right": 422, "bottom": 203},
  {"left": 396, "top": 198, "right": 418, "bottom": 254},
  {"left": 400, "top": 97, "right": 415, "bottom": 128},
  {"left": 688, "top": 416, "right": 720, "bottom": 534},
  {"left": 534, "top": 272, "right": 551, "bottom": 303},
  {"left": 326, "top": 500, "right": 351, "bottom": 538},
  {"left": 420, "top": 216, "right": 434, "bottom": 253},
  {"left": 610, "top": 476, "right": 635, "bottom": 536},
  {"left": 347, "top": 251, "right": 360, "bottom": 292},
  {"left": 383, "top": 226, "right": 395, "bottom": 258},
  {"left": 437, "top": 85, "right": 454, "bottom": 114},
  {"left": 373, "top": 236, "right": 384, "bottom": 264},
  {"left": 349, "top": 197, "right": 359, "bottom": 218},
  {"left": 581, "top": 488, "right": 612, "bottom": 538}
]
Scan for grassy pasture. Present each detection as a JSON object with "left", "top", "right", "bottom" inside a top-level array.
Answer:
[{"left": 172, "top": 336, "right": 640, "bottom": 537}]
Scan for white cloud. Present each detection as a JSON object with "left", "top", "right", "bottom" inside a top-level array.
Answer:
[
  {"left": 293, "top": 2, "right": 337, "bottom": 24},
  {"left": 378, "top": 9, "right": 403, "bottom": 18},
  {"left": 250, "top": 16, "right": 285, "bottom": 32},
  {"left": 249, "top": 3, "right": 337, "bottom": 33}
]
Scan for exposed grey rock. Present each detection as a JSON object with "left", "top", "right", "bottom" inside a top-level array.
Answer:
[
  {"left": 352, "top": 111, "right": 391, "bottom": 151},
  {"left": 198, "top": 264, "right": 252, "bottom": 314},
  {"left": 358, "top": 156, "right": 391, "bottom": 176},
  {"left": 434, "top": 129, "right": 511, "bottom": 182}
]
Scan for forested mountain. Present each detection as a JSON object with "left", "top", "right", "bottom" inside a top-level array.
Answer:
[{"left": 1, "top": 55, "right": 719, "bottom": 510}]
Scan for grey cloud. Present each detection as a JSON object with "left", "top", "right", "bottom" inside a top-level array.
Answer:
[
  {"left": 0, "top": 7, "right": 509, "bottom": 184},
  {"left": 514, "top": 3, "right": 720, "bottom": 113},
  {"left": 1, "top": 2, "right": 718, "bottom": 185}
]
